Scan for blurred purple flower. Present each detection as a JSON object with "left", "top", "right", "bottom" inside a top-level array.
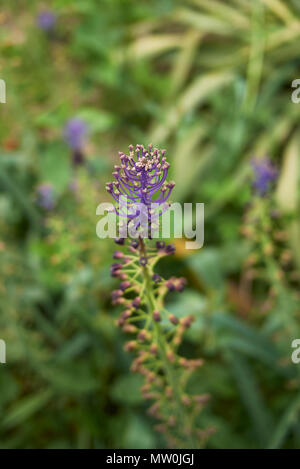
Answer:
[
  {"left": 252, "top": 158, "right": 278, "bottom": 196},
  {"left": 37, "top": 11, "right": 56, "bottom": 31},
  {"left": 36, "top": 184, "right": 55, "bottom": 210},
  {"left": 64, "top": 118, "right": 88, "bottom": 151}
]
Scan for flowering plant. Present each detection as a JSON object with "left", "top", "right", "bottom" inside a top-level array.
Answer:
[{"left": 107, "top": 145, "right": 211, "bottom": 448}]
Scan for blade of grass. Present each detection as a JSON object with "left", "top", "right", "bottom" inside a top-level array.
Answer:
[{"left": 268, "top": 393, "right": 300, "bottom": 449}]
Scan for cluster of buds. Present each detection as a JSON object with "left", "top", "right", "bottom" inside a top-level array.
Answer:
[
  {"left": 110, "top": 237, "right": 209, "bottom": 447},
  {"left": 107, "top": 146, "right": 210, "bottom": 448}
]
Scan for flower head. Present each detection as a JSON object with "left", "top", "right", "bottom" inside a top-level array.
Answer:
[
  {"left": 252, "top": 158, "right": 278, "bottom": 196},
  {"left": 64, "top": 118, "right": 88, "bottom": 151},
  {"left": 37, "top": 11, "right": 56, "bottom": 31},
  {"left": 36, "top": 184, "right": 55, "bottom": 210},
  {"left": 106, "top": 144, "right": 175, "bottom": 224}
]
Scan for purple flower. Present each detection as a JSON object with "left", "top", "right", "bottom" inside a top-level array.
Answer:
[
  {"left": 64, "top": 118, "right": 88, "bottom": 151},
  {"left": 37, "top": 11, "right": 56, "bottom": 31},
  {"left": 130, "top": 240, "right": 139, "bottom": 249},
  {"left": 106, "top": 144, "right": 175, "bottom": 224},
  {"left": 156, "top": 241, "right": 165, "bottom": 250},
  {"left": 114, "top": 237, "right": 125, "bottom": 245},
  {"left": 164, "top": 244, "right": 176, "bottom": 256},
  {"left": 36, "top": 184, "right": 55, "bottom": 210},
  {"left": 139, "top": 256, "right": 148, "bottom": 266},
  {"left": 252, "top": 158, "right": 278, "bottom": 196},
  {"left": 152, "top": 273, "right": 162, "bottom": 284}
]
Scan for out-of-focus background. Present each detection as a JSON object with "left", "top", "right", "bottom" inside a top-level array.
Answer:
[{"left": 0, "top": 0, "right": 299, "bottom": 449}]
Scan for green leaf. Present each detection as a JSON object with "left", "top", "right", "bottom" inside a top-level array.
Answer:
[
  {"left": 226, "top": 352, "right": 273, "bottom": 447},
  {"left": 2, "top": 390, "right": 52, "bottom": 429},
  {"left": 268, "top": 393, "right": 300, "bottom": 449}
]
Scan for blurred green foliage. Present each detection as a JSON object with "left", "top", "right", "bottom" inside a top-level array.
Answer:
[{"left": 0, "top": 0, "right": 299, "bottom": 449}]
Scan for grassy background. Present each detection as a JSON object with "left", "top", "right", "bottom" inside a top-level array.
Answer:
[{"left": 0, "top": 0, "right": 300, "bottom": 448}]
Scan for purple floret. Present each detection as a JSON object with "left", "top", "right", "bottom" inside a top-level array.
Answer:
[
  {"left": 252, "top": 158, "right": 278, "bottom": 196},
  {"left": 64, "top": 118, "right": 88, "bottom": 151},
  {"left": 37, "top": 11, "right": 56, "bottom": 31},
  {"left": 36, "top": 184, "right": 55, "bottom": 210}
]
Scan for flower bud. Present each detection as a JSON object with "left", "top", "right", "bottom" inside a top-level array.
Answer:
[
  {"left": 138, "top": 329, "right": 150, "bottom": 343},
  {"left": 132, "top": 297, "right": 141, "bottom": 308},
  {"left": 180, "top": 315, "right": 195, "bottom": 329},
  {"left": 124, "top": 340, "right": 137, "bottom": 352},
  {"left": 153, "top": 310, "right": 161, "bottom": 322},
  {"left": 120, "top": 281, "right": 131, "bottom": 291},
  {"left": 113, "top": 250, "right": 124, "bottom": 259},
  {"left": 122, "top": 324, "right": 137, "bottom": 334},
  {"left": 121, "top": 309, "right": 131, "bottom": 320},
  {"left": 168, "top": 314, "right": 178, "bottom": 325},
  {"left": 149, "top": 343, "right": 158, "bottom": 355}
]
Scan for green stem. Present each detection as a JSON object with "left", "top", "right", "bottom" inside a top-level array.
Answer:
[{"left": 139, "top": 238, "right": 197, "bottom": 448}]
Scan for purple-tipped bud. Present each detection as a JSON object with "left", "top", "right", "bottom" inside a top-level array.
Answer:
[
  {"left": 114, "top": 237, "right": 125, "bottom": 245},
  {"left": 120, "top": 281, "right": 131, "bottom": 291},
  {"left": 169, "top": 314, "right": 178, "bottom": 325},
  {"left": 113, "top": 250, "right": 124, "bottom": 260},
  {"left": 121, "top": 309, "right": 131, "bottom": 320},
  {"left": 124, "top": 341, "right": 137, "bottom": 352},
  {"left": 123, "top": 324, "right": 137, "bottom": 334},
  {"left": 180, "top": 315, "right": 195, "bottom": 329},
  {"left": 110, "top": 263, "right": 123, "bottom": 277},
  {"left": 153, "top": 311, "right": 161, "bottom": 322},
  {"left": 132, "top": 297, "right": 141, "bottom": 308},
  {"left": 114, "top": 298, "right": 125, "bottom": 305},
  {"left": 130, "top": 240, "right": 139, "bottom": 249},
  {"left": 166, "top": 277, "right": 187, "bottom": 292},
  {"left": 138, "top": 329, "right": 149, "bottom": 343},
  {"left": 111, "top": 289, "right": 123, "bottom": 300}
]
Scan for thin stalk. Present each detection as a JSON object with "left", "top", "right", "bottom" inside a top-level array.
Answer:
[{"left": 138, "top": 237, "right": 197, "bottom": 448}]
